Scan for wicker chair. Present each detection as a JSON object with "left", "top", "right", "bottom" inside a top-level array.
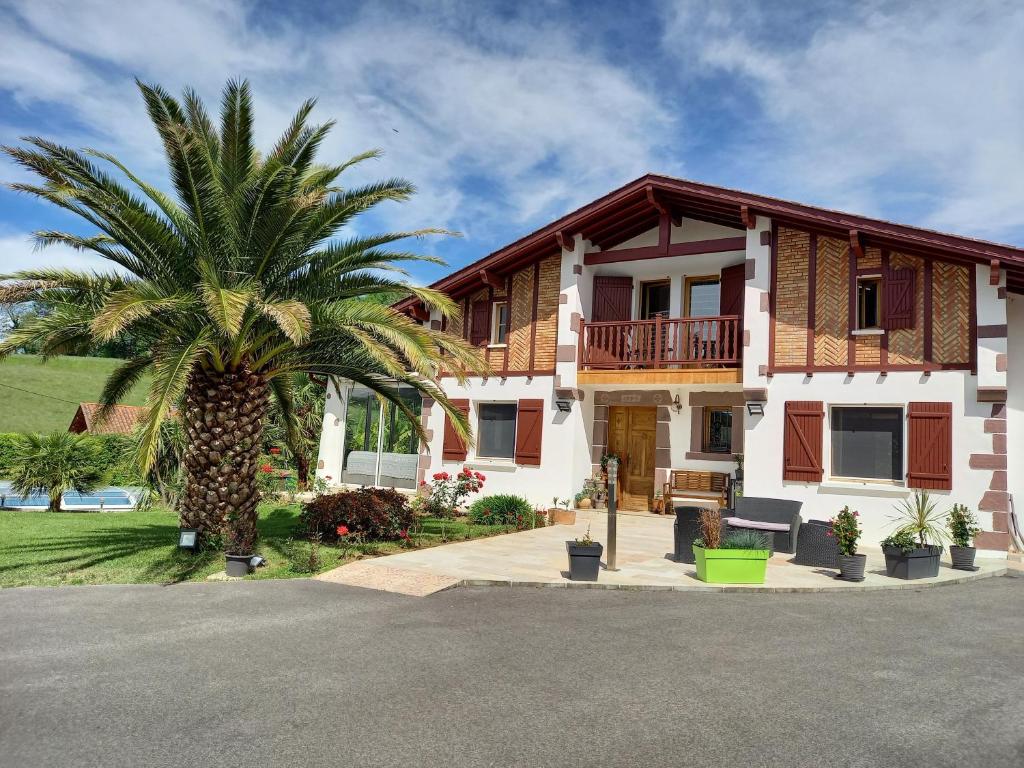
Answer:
[
  {"left": 672, "top": 505, "right": 710, "bottom": 564},
  {"left": 793, "top": 519, "right": 839, "bottom": 568}
]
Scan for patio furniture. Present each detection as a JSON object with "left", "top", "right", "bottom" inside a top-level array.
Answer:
[
  {"left": 663, "top": 470, "right": 729, "bottom": 509},
  {"left": 793, "top": 519, "right": 839, "bottom": 568},
  {"left": 721, "top": 496, "right": 802, "bottom": 554}
]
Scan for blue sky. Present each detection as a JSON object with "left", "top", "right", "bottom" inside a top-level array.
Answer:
[{"left": 2, "top": 0, "right": 1023, "bottom": 286}]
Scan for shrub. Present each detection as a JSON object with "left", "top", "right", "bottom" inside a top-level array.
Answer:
[
  {"left": 421, "top": 466, "right": 484, "bottom": 517},
  {"left": 946, "top": 504, "right": 981, "bottom": 548},
  {"left": 0, "top": 431, "right": 141, "bottom": 485},
  {"left": 6, "top": 432, "right": 107, "bottom": 511},
  {"left": 300, "top": 487, "right": 415, "bottom": 541},
  {"left": 881, "top": 529, "right": 919, "bottom": 553},
  {"left": 720, "top": 530, "right": 770, "bottom": 550},
  {"left": 468, "top": 494, "right": 542, "bottom": 528},
  {"left": 829, "top": 506, "right": 862, "bottom": 556}
]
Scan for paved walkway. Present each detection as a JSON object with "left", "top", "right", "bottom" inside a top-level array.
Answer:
[{"left": 316, "top": 509, "right": 1006, "bottom": 595}]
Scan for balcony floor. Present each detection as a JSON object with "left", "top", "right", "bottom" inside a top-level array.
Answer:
[{"left": 576, "top": 368, "right": 742, "bottom": 385}]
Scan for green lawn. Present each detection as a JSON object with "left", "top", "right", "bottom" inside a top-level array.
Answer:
[
  {"left": 0, "top": 503, "right": 515, "bottom": 588},
  {"left": 0, "top": 354, "right": 150, "bottom": 433}
]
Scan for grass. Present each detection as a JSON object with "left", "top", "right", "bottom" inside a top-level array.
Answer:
[
  {"left": 0, "top": 503, "right": 516, "bottom": 588},
  {"left": 0, "top": 354, "right": 149, "bottom": 433}
]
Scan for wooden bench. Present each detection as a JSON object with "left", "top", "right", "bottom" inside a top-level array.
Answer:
[{"left": 663, "top": 470, "right": 729, "bottom": 508}]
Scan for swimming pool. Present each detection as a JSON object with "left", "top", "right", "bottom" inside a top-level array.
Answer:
[{"left": 0, "top": 482, "right": 149, "bottom": 511}]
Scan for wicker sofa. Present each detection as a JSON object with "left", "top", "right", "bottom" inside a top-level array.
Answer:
[{"left": 720, "top": 497, "right": 803, "bottom": 554}]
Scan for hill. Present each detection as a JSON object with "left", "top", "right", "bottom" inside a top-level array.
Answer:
[{"left": 0, "top": 355, "right": 149, "bottom": 434}]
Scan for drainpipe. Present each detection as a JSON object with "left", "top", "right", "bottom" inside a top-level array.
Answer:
[{"left": 373, "top": 398, "right": 386, "bottom": 487}]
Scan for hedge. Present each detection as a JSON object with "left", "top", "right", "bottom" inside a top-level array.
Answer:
[{"left": 0, "top": 432, "right": 144, "bottom": 485}]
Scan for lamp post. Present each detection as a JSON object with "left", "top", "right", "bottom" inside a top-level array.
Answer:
[{"left": 606, "top": 456, "right": 619, "bottom": 571}]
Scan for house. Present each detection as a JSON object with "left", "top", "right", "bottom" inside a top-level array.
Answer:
[
  {"left": 316, "top": 175, "right": 1024, "bottom": 556},
  {"left": 69, "top": 402, "right": 149, "bottom": 435}
]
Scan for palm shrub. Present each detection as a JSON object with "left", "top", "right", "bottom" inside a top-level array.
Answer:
[
  {"left": 0, "top": 79, "right": 484, "bottom": 553},
  {"left": 886, "top": 490, "right": 948, "bottom": 550},
  {"left": 8, "top": 432, "right": 106, "bottom": 512}
]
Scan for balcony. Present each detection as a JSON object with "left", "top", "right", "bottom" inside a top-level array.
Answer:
[{"left": 577, "top": 315, "right": 742, "bottom": 385}]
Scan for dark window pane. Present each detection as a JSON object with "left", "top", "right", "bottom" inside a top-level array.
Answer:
[
  {"left": 832, "top": 407, "right": 902, "bottom": 481},
  {"left": 858, "top": 279, "right": 880, "bottom": 329},
  {"left": 479, "top": 403, "right": 517, "bottom": 459},
  {"left": 704, "top": 407, "right": 732, "bottom": 453}
]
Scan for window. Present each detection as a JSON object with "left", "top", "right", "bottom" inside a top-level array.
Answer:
[
  {"left": 831, "top": 406, "right": 903, "bottom": 481},
  {"left": 491, "top": 302, "right": 509, "bottom": 345},
  {"left": 477, "top": 403, "right": 517, "bottom": 459},
  {"left": 640, "top": 280, "right": 671, "bottom": 320},
  {"left": 857, "top": 277, "right": 881, "bottom": 330},
  {"left": 703, "top": 407, "right": 732, "bottom": 453},
  {"left": 685, "top": 277, "right": 720, "bottom": 318}
]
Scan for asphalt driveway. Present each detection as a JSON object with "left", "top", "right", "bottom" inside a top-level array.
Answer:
[{"left": 1, "top": 577, "right": 1022, "bottom": 767}]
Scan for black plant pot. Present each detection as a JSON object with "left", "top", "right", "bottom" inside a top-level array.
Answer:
[
  {"left": 566, "top": 542, "right": 603, "bottom": 581},
  {"left": 949, "top": 546, "right": 977, "bottom": 570},
  {"left": 883, "top": 545, "right": 941, "bottom": 580},
  {"left": 225, "top": 554, "right": 254, "bottom": 577},
  {"left": 837, "top": 553, "right": 866, "bottom": 581}
]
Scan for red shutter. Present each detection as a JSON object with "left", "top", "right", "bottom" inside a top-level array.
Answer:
[
  {"left": 591, "top": 276, "right": 633, "bottom": 322},
  {"left": 783, "top": 401, "right": 823, "bottom": 482},
  {"left": 469, "top": 301, "right": 491, "bottom": 346},
  {"left": 884, "top": 266, "right": 916, "bottom": 330},
  {"left": 907, "top": 402, "right": 952, "bottom": 490},
  {"left": 441, "top": 399, "right": 470, "bottom": 461},
  {"left": 514, "top": 399, "right": 544, "bottom": 466},
  {"left": 719, "top": 263, "right": 745, "bottom": 318}
]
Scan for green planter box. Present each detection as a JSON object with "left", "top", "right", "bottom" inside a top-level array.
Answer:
[{"left": 693, "top": 544, "right": 770, "bottom": 584}]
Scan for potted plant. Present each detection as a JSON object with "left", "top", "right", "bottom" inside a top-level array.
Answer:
[
  {"left": 691, "top": 508, "right": 771, "bottom": 584},
  {"left": 733, "top": 452, "right": 744, "bottom": 483},
  {"left": 548, "top": 497, "right": 576, "bottom": 525},
  {"left": 946, "top": 503, "right": 982, "bottom": 571},
  {"left": 829, "top": 506, "right": 865, "bottom": 581},
  {"left": 575, "top": 489, "right": 593, "bottom": 510},
  {"left": 600, "top": 452, "right": 620, "bottom": 481},
  {"left": 566, "top": 525, "right": 602, "bottom": 581},
  {"left": 881, "top": 490, "right": 948, "bottom": 580}
]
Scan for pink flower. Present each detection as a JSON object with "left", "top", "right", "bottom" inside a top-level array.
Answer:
[{"left": 399, "top": 529, "right": 410, "bottom": 540}]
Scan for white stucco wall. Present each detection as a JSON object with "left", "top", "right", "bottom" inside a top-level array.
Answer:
[
  {"left": 1007, "top": 294, "right": 1023, "bottom": 532},
  {"left": 315, "top": 379, "right": 349, "bottom": 485}
]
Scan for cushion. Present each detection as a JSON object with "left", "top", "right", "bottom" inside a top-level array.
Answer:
[{"left": 723, "top": 516, "right": 791, "bottom": 532}]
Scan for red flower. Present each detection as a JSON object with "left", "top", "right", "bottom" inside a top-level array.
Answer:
[
  {"left": 269, "top": 447, "right": 281, "bottom": 455},
  {"left": 399, "top": 529, "right": 410, "bottom": 540},
  {"left": 336, "top": 525, "right": 350, "bottom": 537},
  {"left": 474, "top": 472, "right": 485, "bottom": 481},
  {"left": 419, "top": 480, "right": 427, "bottom": 486},
  {"left": 260, "top": 464, "right": 273, "bottom": 473}
]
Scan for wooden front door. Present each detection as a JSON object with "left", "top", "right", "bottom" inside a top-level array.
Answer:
[{"left": 607, "top": 406, "right": 657, "bottom": 509}]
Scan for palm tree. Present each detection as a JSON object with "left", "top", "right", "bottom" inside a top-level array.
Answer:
[
  {"left": 0, "top": 79, "right": 484, "bottom": 553},
  {"left": 8, "top": 432, "right": 106, "bottom": 512}
]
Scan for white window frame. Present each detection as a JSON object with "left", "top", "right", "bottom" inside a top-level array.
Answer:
[
  {"left": 854, "top": 274, "right": 883, "bottom": 333},
  {"left": 475, "top": 401, "right": 518, "bottom": 460},
  {"left": 489, "top": 301, "right": 509, "bottom": 347},
  {"left": 827, "top": 404, "right": 906, "bottom": 485}
]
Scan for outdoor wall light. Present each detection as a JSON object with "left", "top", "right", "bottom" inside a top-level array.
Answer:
[
  {"left": 746, "top": 402, "right": 765, "bottom": 417},
  {"left": 177, "top": 528, "right": 199, "bottom": 552},
  {"left": 555, "top": 400, "right": 572, "bottom": 413},
  {"left": 671, "top": 394, "right": 682, "bottom": 413}
]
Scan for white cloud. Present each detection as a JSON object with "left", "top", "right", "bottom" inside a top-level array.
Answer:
[
  {"left": 661, "top": 0, "right": 1024, "bottom": 240},
  {"left": 0, "top": 230, "right": 118, "bottom": 274},
  {"left": 0, "top": 0, "right": 678, "bottom": 275}
]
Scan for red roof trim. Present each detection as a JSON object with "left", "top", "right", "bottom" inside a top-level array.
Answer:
[{"left": 397, "top": 174, "right": 1024, "bottom": 309}]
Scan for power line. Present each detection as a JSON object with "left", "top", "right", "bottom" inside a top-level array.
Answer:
[{"left": 0, "top": 380, "right": 81, "bottom": 405}]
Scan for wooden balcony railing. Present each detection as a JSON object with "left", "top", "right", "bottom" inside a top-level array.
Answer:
[{"left": 578, "top": 315, "right": 742, "bottom": 370}]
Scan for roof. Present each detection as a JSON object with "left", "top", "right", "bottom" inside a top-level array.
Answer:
[
  {"left": 69, "top": 403, "right": 152, "bottom": 435},
  {"left": 398, "top": 174, "right": 1024, "bottom": 308}
]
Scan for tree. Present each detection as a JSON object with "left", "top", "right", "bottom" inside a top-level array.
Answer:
[
  {"left": 1, "top": 79, "right": 484, "bottom": 552},
  {"left": 8, "top": 432, "right": 106, "bottom": 512}
]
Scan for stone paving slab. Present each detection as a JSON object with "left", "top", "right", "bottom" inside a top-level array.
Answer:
[
  {"left": 315, "top": 560, "right": 460, "bottom": 596},
  {"left": 315, "top": 509, "right": 1008, "bottom": 595}
]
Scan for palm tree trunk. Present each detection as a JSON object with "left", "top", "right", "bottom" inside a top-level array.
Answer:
[
  {"left": 179, "top": 363, "right": 268, "bottom": 552},
  {"left": 49, "top": 490, "right": 61, "bottom": 513},
  {"left": 296, "top": 451, "right": 310, "bottom": 490}
]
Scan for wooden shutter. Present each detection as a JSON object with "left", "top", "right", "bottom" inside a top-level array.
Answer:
[
  {"left": 783, "top": 401, "right": 823, "bottom": 482},
  {"left": 719, "top": 263, "right": 746, "bottom": 317},
  {"left": 514, "top": 399, "right": 544, "bottom": 466},
  {"left": 469, "top": 301, "right": 491, "bottom": 346},
  {"left": 884, "top": 266, "right": 916, "bottom": 330},
  {"left": 441, "top": 399, "right": 470, "bottom": 461},
  {"left": 591, "top": 276, "right": 633, "bottom": 322},
  {"left": 907, "top": 402, "right": 952, "bottom": 490}
]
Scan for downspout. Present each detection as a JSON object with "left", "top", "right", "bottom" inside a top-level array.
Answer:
[{"left": 373, "top": 398, "right": 385, "bottom": 487}]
